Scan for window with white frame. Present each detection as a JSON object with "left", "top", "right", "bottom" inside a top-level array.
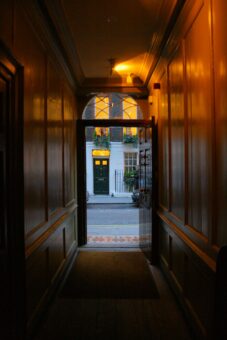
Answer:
[{"left": 124, "top": 152, "right": 138, "bottom": 173}]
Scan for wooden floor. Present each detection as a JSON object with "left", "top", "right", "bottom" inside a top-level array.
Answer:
[{"left": 33, "top": 249, "right": 193, "bottom": 340}]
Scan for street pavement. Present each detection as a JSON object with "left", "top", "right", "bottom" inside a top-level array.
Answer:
[
  {"left": 87, "top": 195, "right": 132, "bottom": 204},
  {"left": 87, "top": 205, "right": 139, "bottom": 226},
  {"left": 87, "top": 202, "right": 139, "bottom": 245}
]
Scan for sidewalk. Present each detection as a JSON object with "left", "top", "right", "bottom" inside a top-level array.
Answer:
[
  {"left": 87, "top": 195, "right": 138, "bottom": 246},
  {"left": 87, "top": 195, "right": 132, "bottom": 204}
]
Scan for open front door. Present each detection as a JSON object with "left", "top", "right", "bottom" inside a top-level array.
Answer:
[
  {"left": 139, "top": 117, "right": 158, "bottom": 263},
  {"left": 77, "top": 118, "right": 158, "bottom": 252},
  {"left": 77, "top": 119, "right": 87, "bottom": 245}
]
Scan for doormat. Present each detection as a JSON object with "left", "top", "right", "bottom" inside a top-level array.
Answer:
[
  {"left": 87, "top": 235, "right": 140, "bottom": 245},
  {"left": 60, "top": 251, "right": 159, "bottom": 299}
]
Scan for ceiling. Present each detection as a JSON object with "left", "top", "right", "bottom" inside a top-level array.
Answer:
[{"left": 42, "top": 0, "right": 179, "bottom": 95}]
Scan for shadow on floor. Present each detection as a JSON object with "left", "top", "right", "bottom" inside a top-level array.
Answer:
[{"left": 33, "top": 249, "right": 193, "bottom": 340}]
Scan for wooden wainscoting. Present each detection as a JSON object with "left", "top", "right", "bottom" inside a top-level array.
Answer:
[
  {"left": 0, "top": 0, "right": 80, "bottom": 334},
  {"left": 149, "top": 0, "right": 227, "bottom": 338},
  {"left": 158, "top": 214, "right": 215, "bottom": 339},
  {"left": 26, "top": 209, "right": 78, "bottom": 334}
]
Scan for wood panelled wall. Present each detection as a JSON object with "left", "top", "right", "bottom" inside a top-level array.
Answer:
[
  {"left": 150, "top": 0, "right": 227, "bottom": 338},
  {"left": 0, "top": 0, "right": 78, "bottom": 333}
]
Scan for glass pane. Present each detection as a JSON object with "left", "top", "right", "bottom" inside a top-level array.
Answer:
[
  {"left": 95, "top": 96, "right": 109, "bottom": 119},
  {"left": 123, "top": 97, "right": 137, "bottom": 119}
]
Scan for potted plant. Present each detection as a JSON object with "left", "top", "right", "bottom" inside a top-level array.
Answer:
[
  {"left": 123, "top": 169, "right": 137, "bottom": 192},
  {"left": 123, "top": 134, "right": 138, "bottom": 146},
  {"left": 93, "top": 129, "right": 110, "bottom": 149}
]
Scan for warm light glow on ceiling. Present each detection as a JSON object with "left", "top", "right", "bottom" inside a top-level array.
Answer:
[
  {"left": 114, "top": 64, "right": 129, "bottom": 72},
  {"left": 112, "top": 53, "right": 148, "bottom": 82},
  {"left": 92, "top": 149, "right": 110, "bottom": 157}
]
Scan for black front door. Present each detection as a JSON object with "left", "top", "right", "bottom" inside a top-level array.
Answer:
[{"left": 93, "top": 158, "right": 109, "bottom": 195}]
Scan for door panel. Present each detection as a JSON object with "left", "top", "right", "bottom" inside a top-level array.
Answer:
[
  {"left": 93, "top": 158, "right": 109, "bottom": 194},
  {"left": 139, "top": 127, "right": 152, "bottom": 259},
  {"left": 139, "top": 120, "right": 158, "bottom": 263}
]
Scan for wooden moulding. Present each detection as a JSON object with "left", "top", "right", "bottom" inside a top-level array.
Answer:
[
  {"left": 25, "top": 203, "right": 78, "bottom": 258},
  {"left": 159, "top": 218, "right": 215, "bottom": 340},
  {"left": 158, "top": 210, "right": 216, "bottom": 272},
  {"left": 26, "top": 239, "right": 78, "bottom": 337}
]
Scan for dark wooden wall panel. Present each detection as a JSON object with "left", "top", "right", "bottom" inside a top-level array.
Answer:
[
  {"left": 47, "top": 60, "right": 63, "bottom": 215},
  {"left": 49, "top": 228, "right": 65, "bottom": 281},
  {"left": 0, "top": 0, "right": 13, "bottom": 48},
  {"left": 64, "top": 84, "right": 76, "bottom": 206},
  {"left": 186, "top": 259, "right": 215, "bottom": 333},
  {"left": 0, "top": 1, "right": 79, "bottom": 332},
  {"left": 158, "top": 72, "right": 169, "bottom": 209},
  {"left": 171, "top": 238, "right": 185, "bottom": 290},
  {"left": 159, "top": 220, "right": 215, "bottom": 338},
  {"left": 26, "top": 212, "right": 77, "bottom": 329},
  {"left": 168, "top": 47, "right": 185, "bottom": 221},
  {"left": 212, "top": 0, "right": 227, "bottom": 246},
  {"left": 14, "top": 8, "right": 46, "bottom": 235},
  {"left": 153, "top": 0, "right": 219, "bottom": 337},
  {"left": 65, "top": 216, "right": 77, "bottom": 255},
  {"left": 160, "top": 226, "right": 169, "bottom": 263},
  {"left": 26, "top": 248, "right": 49, "bottom": 318},
  {"left": 184, "top": 2, "right": 212, "bottom": 237}
]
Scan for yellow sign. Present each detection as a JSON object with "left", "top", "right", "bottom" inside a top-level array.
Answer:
[{"left": 92, "top": 150, "right": 110, "bottom": 157}]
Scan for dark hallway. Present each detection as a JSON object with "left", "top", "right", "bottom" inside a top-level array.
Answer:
[
  {"left": 32, "top": 249, "right": 193, "bottom": 340},
  {"left": 0, "top": 0, "right": 227, "bottom": 339}
]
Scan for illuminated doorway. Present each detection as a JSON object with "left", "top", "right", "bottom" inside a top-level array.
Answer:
[
  {"left": 77, "top": 93, "right": 157, "bottom": 260},
  {"left": 83, "top": 93, "right": 141, "bottom": 247}
]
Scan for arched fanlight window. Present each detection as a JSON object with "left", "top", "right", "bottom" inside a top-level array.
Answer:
[
  {"left": 82, "top": 93, "right": 143, "bottom": 121},
  {"left": 82, "top": 93, "right": 143, "bottom": 147}
]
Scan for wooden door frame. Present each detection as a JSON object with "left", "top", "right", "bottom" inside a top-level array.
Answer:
[
  {"left": 151, "top": 117, "right": 159, "bottom": 264},
  {"left": 0, "top": 42, "right": 26, "bottom": 339},
  {"left": 76, "top": 118, "right": 158, "bottom": 263}
]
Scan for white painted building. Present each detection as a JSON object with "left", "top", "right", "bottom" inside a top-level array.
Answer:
[{"left": 86, "top": 141, "right": 138, "bottom": 197}]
